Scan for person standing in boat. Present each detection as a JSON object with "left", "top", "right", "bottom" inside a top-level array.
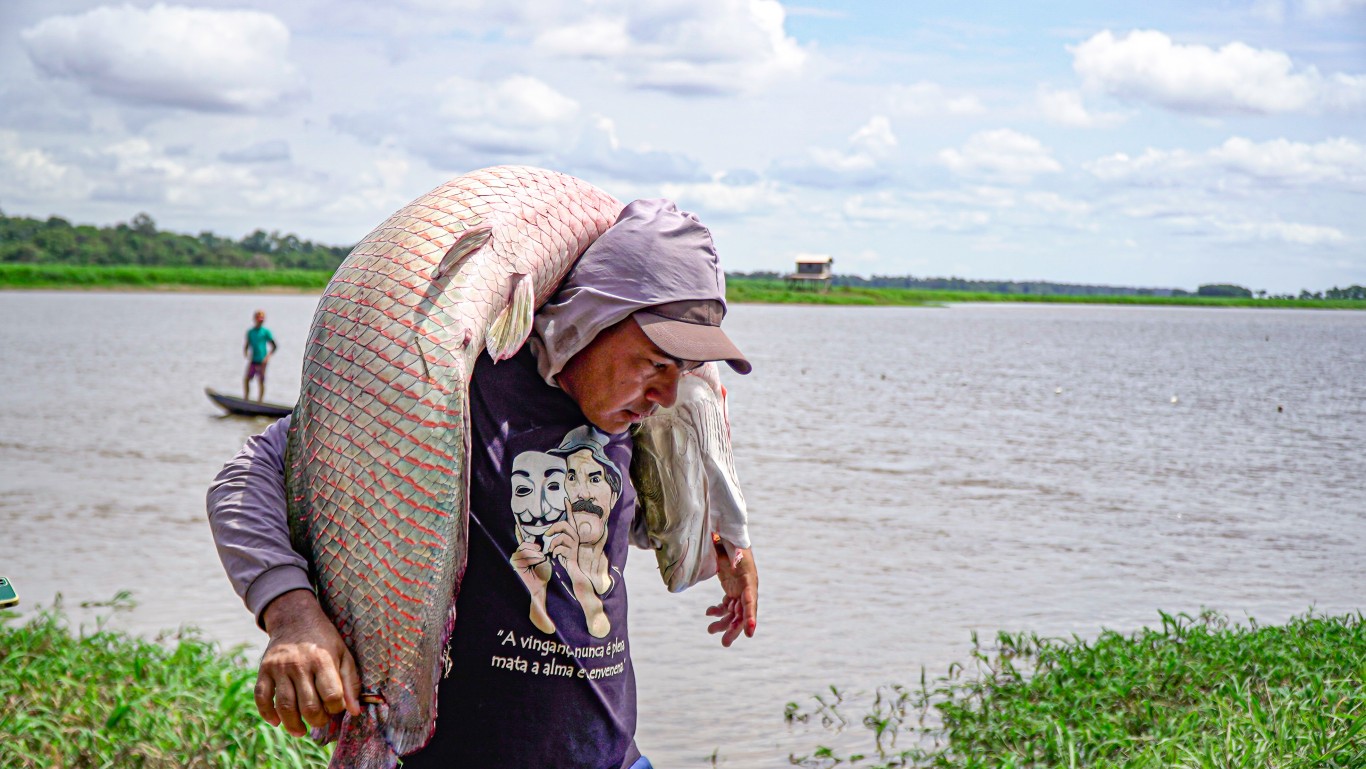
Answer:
[{"left": 243, "top": 310, "right": 278, "bottom": 402}]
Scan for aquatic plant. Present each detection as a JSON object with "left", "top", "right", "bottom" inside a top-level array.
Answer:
[{"left": 787, "top": 609, "right": 1366, "bottom": 768}]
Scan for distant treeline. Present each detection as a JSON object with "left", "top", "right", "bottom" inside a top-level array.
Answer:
[
  {"left": 0, "top": 210, "right": 351, "bottom": 272},
  {"left": 728, "top": 271, "right": 1366, "bottom": 302},
  {"left": 2, "top": 210, "right": 1360, "bottom": 301}
]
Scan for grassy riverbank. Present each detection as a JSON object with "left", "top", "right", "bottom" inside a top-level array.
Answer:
[
  {"left": 788, "top": 609, "right": 1366, "bottom": 768},
  {"left": 0, "top": 263, "right": 330, "bottom": 291},
  {"left": 3, "top": 264, "right": 1363, "bottom": 309},
  {"left": 5, "top": 602, "right": 1361, "bottom": 768},
  {"left": 0, "top": 595, "right": 330, "bottom": 769},
  {"left": 727, "top": 278, "right": 1366, "bottom": 310}
]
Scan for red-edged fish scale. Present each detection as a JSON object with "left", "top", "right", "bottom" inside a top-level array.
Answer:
[{"left": 285, "top": 166, "right": 622, "bottom": 766}]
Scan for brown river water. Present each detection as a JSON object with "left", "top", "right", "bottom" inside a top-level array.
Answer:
[{"left": 1, "top": 290, "right": 1363, "bottom": 767}]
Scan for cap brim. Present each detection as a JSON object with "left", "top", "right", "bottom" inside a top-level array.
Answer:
[{"left": 635, "top": 312, "right": 752, "bottom": 375}]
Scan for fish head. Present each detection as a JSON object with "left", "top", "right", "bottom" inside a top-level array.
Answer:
[{"left": 629, "top": 376, "right": 718, "bottom": 590}]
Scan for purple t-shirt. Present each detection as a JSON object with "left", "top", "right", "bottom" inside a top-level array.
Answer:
[
  {"left": 412, "top": 347, "right": 639, "bottom": 768},
  {"left": 208, "top": 346, "right": 640, "bottom": 768}
]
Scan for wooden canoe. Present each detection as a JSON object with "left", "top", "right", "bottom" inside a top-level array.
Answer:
[{"left": 205, "top": 388, "right": 295, "bottom": 418}]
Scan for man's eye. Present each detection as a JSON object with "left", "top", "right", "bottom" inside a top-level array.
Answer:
[
  {"left": 513, "top": 485, "right": 532, "bottom": 497},
  {"left": 652, "top": 360, "right": 669, "bottom": 372}
]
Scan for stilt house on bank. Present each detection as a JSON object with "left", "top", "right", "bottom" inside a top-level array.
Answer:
[{"left": 786, "top": 255, "right": 834, "bottom": 291}]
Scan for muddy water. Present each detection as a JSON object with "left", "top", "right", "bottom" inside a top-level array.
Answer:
[{"left": 2, "top": 292, "right": 1362, "bottom": 767}]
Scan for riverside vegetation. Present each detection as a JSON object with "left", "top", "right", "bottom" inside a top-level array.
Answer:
[
  {"left": 4, "top": 600, "right": 1361, "bottom": 768},
  {"left": 0, "top": 593, "right": 331, "bottom": 768},
  {"left": 3, "top": 265, "right": 1364, "bottom": 311},
  {"left": 786, "top": 609, "right": 1366, "bottom": 768},
  {"left": 2, "top": 211, "right": 1363, "bottom": 308}
]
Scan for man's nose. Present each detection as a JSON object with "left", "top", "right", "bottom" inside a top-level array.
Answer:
[{"left": 645, "top": 371, "right": 680, "bottom": 409}]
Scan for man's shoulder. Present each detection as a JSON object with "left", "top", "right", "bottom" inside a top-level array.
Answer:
[
  {"left": 471, "top": 347, "right": 574, "bottom": 420},
  {"left": 472, "top": 346, "right": 542, "bottom": 386}
]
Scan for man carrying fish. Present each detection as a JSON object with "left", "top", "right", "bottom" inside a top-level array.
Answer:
[{"left": 208, "top": 186, "right": 758, "bottom": 769}]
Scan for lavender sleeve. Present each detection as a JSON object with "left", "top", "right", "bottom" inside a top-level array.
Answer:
[{"left": 206, "top": 414, "right": 313, "bottom": 626}]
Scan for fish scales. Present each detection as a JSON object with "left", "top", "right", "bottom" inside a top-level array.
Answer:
[{"left": 285, "top": 166, "right": 622, "bottom": 768}]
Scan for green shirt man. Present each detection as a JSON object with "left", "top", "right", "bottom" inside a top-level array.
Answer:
[{"left": 243, "top": 310, "right": 278, "bottom": 401}]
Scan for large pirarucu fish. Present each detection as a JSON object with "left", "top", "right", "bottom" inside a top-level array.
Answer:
[
  {"left": 284, "top": 166, "right": 622, "bottom": 767},
  {"left": 631, "top": 365, "right": 750, "bottom": 592}
]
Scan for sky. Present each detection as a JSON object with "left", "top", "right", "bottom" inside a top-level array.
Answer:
[{"left": 1, "top": 1, "right": 1363, "bottom": 293}]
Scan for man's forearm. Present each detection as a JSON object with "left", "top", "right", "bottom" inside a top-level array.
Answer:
[{"left": 206, "top": 415, "right": 313, "bottom": 626}]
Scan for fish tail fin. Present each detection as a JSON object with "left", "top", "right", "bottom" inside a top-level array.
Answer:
[
  {"left": 329, "top": 705, "right": 400, "bottom": 769},
  {"left": 435, "top": 225, "right": 493, "bottom": 278},
  {"left": 309, "top": 712, "right": 343, "bottom": 745},
  {"left": 485, "top": 273, "right": 535, "bottom": 361}
]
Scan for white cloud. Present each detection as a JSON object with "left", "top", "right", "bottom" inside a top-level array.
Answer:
[
  {"left": 938, "top": 129, "right": 1062, "bottom": 183},
  {"left": 1249, "top": 0, "right": 1366, "bottom": 21},
  {"left": 1088, "top": 136, "right": 1366, "bottom": 191},
  {"left": 435, "top": 74, "right": 582, "bottom": 152},
  {"left": 1116, "top": 197, "right": 1347, "bottom": 245},
  {"left": 11, "top": 133, "right": 338, "bottom": 215},
  {"left": 1300, "top": 0, "right": 1366, "bottom": 17},
  {"left": 1210, "top": 136, "right": 1366, "bottom": 186},
  {"left": 1022, "top": 191, "right": 1094, "bottom": 216},
  {"left": 1251, "top": 0, "right": 1286, "bottom": 22},
  {"left": 884, "top": 82, "right": 987, "bottom": 117},
  {"left": 1035, "top": 86, "right": 1127, "bottom": 127},
  {"left": 334, "top": 76, "right": 703, "bottom": 181},
  {"left": 220, "top": 141, "right": 292, "bottom": 164},
  {"left": 1071, "top": 29, "right": 1366, "bottom": 115},
  {"left": 843, "top": 191, "right": 992, "bottom": 230},
  {"left": 0, "top": 131, "right": 90, "bottom": 200},
  {"left": 0, "top": 129, "right": 372, "bottom": 223},
  {"left": 1088, "top": 148, "right": 1201, "bottom": 183},
  {"left": 567, "top": 116, "right": 705, "bottom": 183},
  {"left": 534, "top": 0, "right": 806, "bottom": 95},
  {"left": 911, "top": 186, "right": 1092, "bottom": 216},
  {"left": 1222, "top": 219, "right": 1346, "bottom": 244},
  {"left": 771, "top": 116, "right": 898, "bottom": 187},
  {"left": 20, "top": 4, "right": 304, "bottom": 113},
  {"left": 657, "top": 176, "right": 791, "bottom": 217},
  {"left": 850, "top": 116, "right": 898, "bottom": 158},
  {"left": 90, "top": 138, "right": 261, "bottom": 205},
  {"left": 334, "top": 74, "right": 582, "bottom": 166}
]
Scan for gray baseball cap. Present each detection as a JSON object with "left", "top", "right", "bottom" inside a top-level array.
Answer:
[
  {"left": 633, "top": 299, "right": 750, "bottom": 375},
  {"left": 532, "top": 198, "right": 751, "bottom": 383}
]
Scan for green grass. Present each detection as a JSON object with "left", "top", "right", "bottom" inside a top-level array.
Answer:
[
  {"left": 4, "top": 266, "right": 1364, "bottom": 310},
  {"left": 0, "top": 263, "right": 331, "bottom": 291},
  {"left": 5, "top": 598, "right": 1362, "bottom": 767},
  {"left": 0, "top": 593, "right": 330, "bottom": 769},
  {"left": 787, "top": 609, "right": 1366, "bottom": 768},
  {"left": 728, "top": 278, "right": 1366, "bottom": 310}
]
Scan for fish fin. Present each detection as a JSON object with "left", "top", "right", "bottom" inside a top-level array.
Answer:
[
  {"left": 435, "top": 225, "right": 492, "bottom": 278},
  {"left": 331, "top": 705, "right": 400, "bottom": 767},
  {"left": 485, "top": 273, "right": 535, "bottom": 361},
  {"left": 308, "top": 713, "right": 343, "bottom": 745}
]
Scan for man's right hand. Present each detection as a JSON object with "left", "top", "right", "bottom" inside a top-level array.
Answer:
[{"left": 257, "top": 589, "right": 362, "bottom": 736}]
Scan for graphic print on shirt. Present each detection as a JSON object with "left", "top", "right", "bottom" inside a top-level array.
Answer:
[{"left": 509, "top": 425, "right": 621, "bottom": 638}]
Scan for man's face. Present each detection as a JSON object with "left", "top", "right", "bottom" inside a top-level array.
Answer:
[
  {"left": 253, "top": 311, "right": 265, "bottom": 326},
  {"left": 510, "top": 451, "right": 567, "bottom": 544},
  {"left": 557, "top": 317, "right": 691, "bottom": 434},
  {"left": 565, "top": 448, "right": 618, "bottom": 547}
]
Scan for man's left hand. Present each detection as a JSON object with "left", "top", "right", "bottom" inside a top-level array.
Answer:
[{"left": 706, "top": 545, "right": 757, "bottom": 647}]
